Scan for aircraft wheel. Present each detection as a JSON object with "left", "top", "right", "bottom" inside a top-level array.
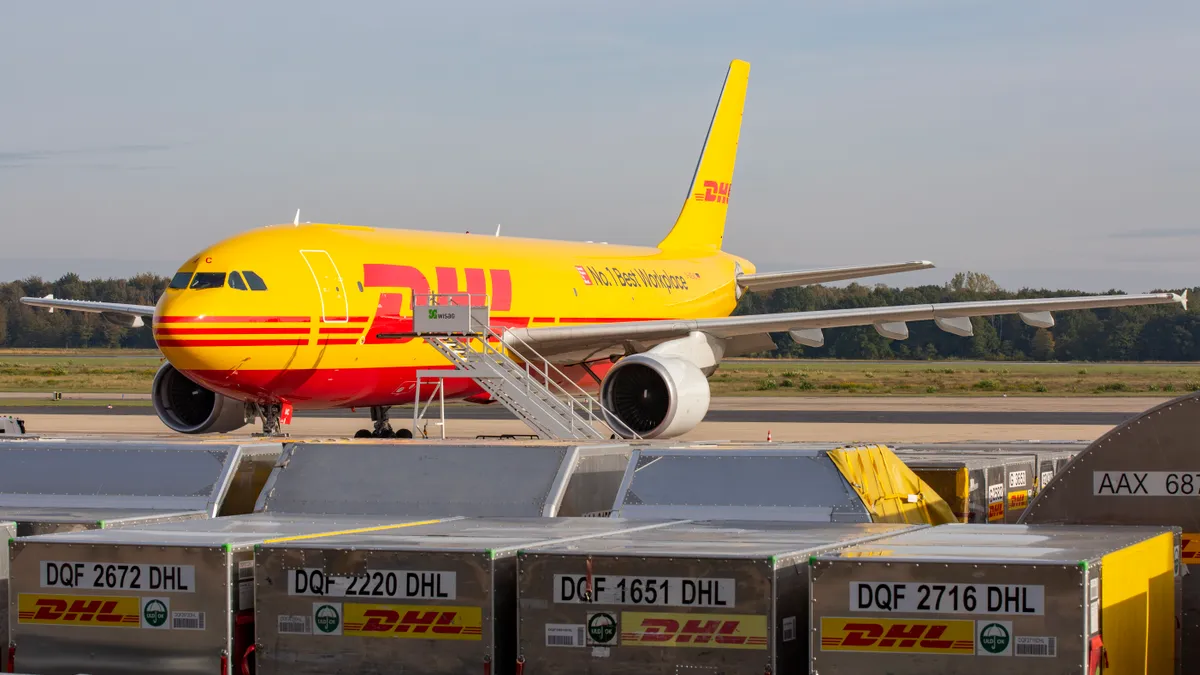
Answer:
[
  {"left": 354, "top": 429, "right": 372, "bottom": 438},
  {"left": 376, "top": 428, "right": 396, "bottom": 439},
  {"left": 396, "top": 428, "right": 413, "bottom": 439}
]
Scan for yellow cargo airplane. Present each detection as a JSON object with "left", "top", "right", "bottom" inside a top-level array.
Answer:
[{"left": 23, "top": 59, "right": 1187, "bottom": 438}]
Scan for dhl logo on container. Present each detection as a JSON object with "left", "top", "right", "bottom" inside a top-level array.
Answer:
[
  {"left": 820, "top": 617, "right": 974, "bottom": 654},
  {"left": 620, "top": 612, "right": 767, "bottom": 650},
  {"left": 1007, "top": 490, "right": 1029, "bottom": 510},
  {"left": 342, "top": 604, "right": 482, "bottom": 640},
  {"left": 987, "top": 501, "right": 1004, "bottom": 522},
  {"left": 1183, "top": 533, "right": 1200, "bottom": 564},
  {"left": 17, "top": 594, "right": 140, "bottom": 627}
]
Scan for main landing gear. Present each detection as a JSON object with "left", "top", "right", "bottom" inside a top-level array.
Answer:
[
  {"left": 255, "top": 403, "right": 285, "bottom": 437},
  {"left": 355, "top": 406, "right": 413, "bottom": 439}
]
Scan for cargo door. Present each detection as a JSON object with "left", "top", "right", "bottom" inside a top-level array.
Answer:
[{"left": 299, "top": 250, "right": 348, "bottom": 323}]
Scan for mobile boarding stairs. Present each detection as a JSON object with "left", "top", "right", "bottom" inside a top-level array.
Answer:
[{"left": 387, "top": 293, "right": 638, "bottom": 441}]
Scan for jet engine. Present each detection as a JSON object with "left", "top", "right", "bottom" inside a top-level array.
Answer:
[
  {"left": 151, "top": 362, "right": 251, "bottom": 434},
  {"left": 600, "top": 353, "right": 710, "bottom": 439}
]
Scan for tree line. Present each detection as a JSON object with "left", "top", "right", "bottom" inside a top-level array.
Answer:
[{"left": 2, "top": 272, "right": 1197, "bottom": 360}]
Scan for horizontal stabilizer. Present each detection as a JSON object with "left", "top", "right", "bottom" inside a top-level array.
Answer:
[
  {"left": 737, "top": 260, "right": 935, "bottom": 293},
  {"left": 21, "top": 296, "right": 156, "bottom": 318}
]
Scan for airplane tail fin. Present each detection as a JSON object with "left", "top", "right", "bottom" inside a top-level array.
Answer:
[{"left": 657, "top": 59, "right": 750, "bottom": 253}]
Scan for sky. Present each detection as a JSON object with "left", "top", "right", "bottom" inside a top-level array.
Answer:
[{"left": 1, "top": 0, "right": 1197, "bottom": 293}]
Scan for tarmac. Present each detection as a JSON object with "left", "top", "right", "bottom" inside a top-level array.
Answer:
[{"left": 7, "top": 396, "right": 1169, "bottom": 443}]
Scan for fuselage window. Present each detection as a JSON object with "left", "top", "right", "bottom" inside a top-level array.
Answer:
[
  {"left": 190, "top": 272, "right": 227, "bottom": 290},
  {"left": 168, "top": 272, "right": 193, "bottom": 289},
  {"left": 243, "top": 271, "right": 268, "bottom": 291},
  {"left": 228, "top": 271, "right": 248, "bottom": 290}
]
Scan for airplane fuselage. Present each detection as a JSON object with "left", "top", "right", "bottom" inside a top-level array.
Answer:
[{"left": 156, "top": 223, "right": 754, "bottom": 409}]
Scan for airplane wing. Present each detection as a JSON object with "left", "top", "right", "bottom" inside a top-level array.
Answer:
[
  {"left": 736, "top": 260, "right": 935, "bottom": 293},
  {"left": 506, "top": 291, "right": 1188, "bottom": 362},
  {"left": 20, "top": 295, "right": 156, "bottom": 328}
]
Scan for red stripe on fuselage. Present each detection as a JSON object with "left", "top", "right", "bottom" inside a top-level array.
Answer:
[
  {"left": 179, "top": 361, "right": 614, "bottom": 409},
  {"left": 317, "top": 338, "right": 359, "bottom": 345},
  {"left": 156, "top": 315, "right": 311, "bottom": 323},
  {"left": 156, "top": 339, "right": 309, "bottom": 347},
  {"left": 155, "top": 327, "right": 311, "bottom": 335},
  {"left": 318, "top": 327, "right": 365, "bottom": 334}
]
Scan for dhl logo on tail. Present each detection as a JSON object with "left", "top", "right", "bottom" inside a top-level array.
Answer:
[
  {"left": 820, "top": 617, "right": 974, "bottom": 654},
  {"left": 343, "top": 604, "right": 482, "bottom": 640},
  {"left": 694, "top": 180, "right": 731, "bottom": 203},
  {"left": 620, "top": 612, "right": 767, "bottom": 649},
  {"left": 17, "top": 594, "right": 141, "bottom": 627}
]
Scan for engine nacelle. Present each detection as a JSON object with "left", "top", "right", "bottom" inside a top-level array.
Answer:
[
  {"left": 600, "top": 353, "right": 710, "bottom": 439},
  {"left": 152, "top": 362, "right": 251, "bottom": 434}
]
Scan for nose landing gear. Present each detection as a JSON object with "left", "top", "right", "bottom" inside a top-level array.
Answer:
[{"left": 354, "top": 406, "right": 413, "bottom": 439}]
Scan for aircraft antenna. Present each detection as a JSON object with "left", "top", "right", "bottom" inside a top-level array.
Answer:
[
  {"left": 495, "top": 223, "right": 502, "bottom": 237},
  {"left": 294, "top": 209, "right": 301, "bottom": 226}
]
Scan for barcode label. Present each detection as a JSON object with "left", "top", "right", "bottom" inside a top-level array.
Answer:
[
  {"left": 545, "top": 623, "right": 585, "bottom": 647},
  {"left": 1015, "top": 636, "right": 1056, "bottom": 657},
  {"left": 238, "top": 579, "right": 254, "bottom": 610},
  {"left": 782, "top": 615, "right": 797, "bottom": 642},
  {"left": 279, "top": 614, "right": 312, "bottom": 635},
  {"left": 171, "top": 611, "right": 206, "bottom": 631}
]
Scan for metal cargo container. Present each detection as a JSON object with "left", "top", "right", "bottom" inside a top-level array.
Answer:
[
  {"left": 897, "top": 450, "right": 1039, "bottom": 523},
  {"left": 0, "top": 440, "right": 281, "bottom": 535},
  {"left": 255, "top": 441, "right": 632, "bottom": 517},
  {"left": 603, "top": 446, "right": 951, "bottom": 523},
  {"left": 1, "top": 521, "right": 12, "bottom": 652},
  {"left": 892, "top": 453, "right": 1009, "bottom": 524},
  {"left": 894, "top": 442, "right": 1082, "bottom": 495},
  {"left": 8, "top": 513, "right": 453, "bottom": 675},
  {"left": 811, "top": 524, "right": 1181, "bottom": 675},
  {"left": 517, "top": 520, "right": 925, "bottom": 674},
  {"left": 253, "top": 517, "right": 681, "bottom": 675},
  {"left": 1021, "top": 392, "right": 1200, "bottom": 673}
]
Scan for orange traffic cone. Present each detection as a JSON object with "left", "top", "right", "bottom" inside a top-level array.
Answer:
[{"left": 767, "top": 429, "right": 772, "bottom": 442}]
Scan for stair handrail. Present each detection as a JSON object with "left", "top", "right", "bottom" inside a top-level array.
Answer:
[
  {"left": 413, "top": 291, "right": 640, "bottom": 439},
  {"left": 470, "top": 320, "right": 641, "bottom": 440},
  {"left": 428, "top": 336, "right": 587, "bottom": 438}
]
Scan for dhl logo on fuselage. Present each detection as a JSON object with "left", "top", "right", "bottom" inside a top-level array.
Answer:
[
  {"left": 17, "top": 594, "right": 141, "bottom": 627},
  {"left": 820, "top": 617, "right": 974, "bottom": 654},
  {"left": 619, "top": 612, "right": 767, "bottom": 649},
  {"left": 342, "top": 604, "right": 482, "bottom": 640},
  {"left": 694, "top": 180, "right": 731, "bottom": 204}
]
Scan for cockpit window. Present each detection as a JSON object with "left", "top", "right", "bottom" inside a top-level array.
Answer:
[
  {"left": 243, "top": 271, "right": 268, "bottom": 291},
  {"left": 189, "top": 272, "right": 226, "bottom": 290},
  {"left": 168, "top": 272, "right": 193, "bottom": 289},
  {"left": 228, "top": 271, "right": 248, "bottom": 291}
]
